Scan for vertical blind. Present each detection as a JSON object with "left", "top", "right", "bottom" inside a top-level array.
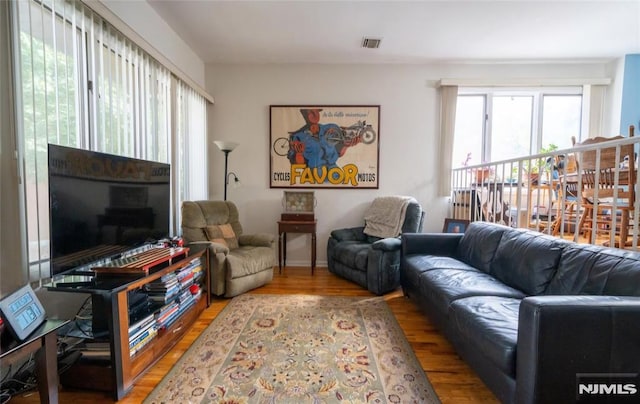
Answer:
[
  {"left": 11, "top": 0, "right": 208, "bottom": 284},
  {"left": 173, "top": 80, "right": 208, "bottom": 234}
]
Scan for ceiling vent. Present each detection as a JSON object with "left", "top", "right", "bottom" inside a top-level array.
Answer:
[{"left": 361, "top": 37, "right": 382, "bottom": 49}]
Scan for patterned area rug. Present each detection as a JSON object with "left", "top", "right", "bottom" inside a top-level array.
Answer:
[{"left": 144, "top": 294, "right": 440, "bottom": 403}]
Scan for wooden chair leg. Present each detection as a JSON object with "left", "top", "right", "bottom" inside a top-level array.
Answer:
[
  {"left": 578, "top": 207, "right": 591, "bottom": 241},
  {"left": 619, "top": 210, "right": 630, "bottom": 247}
]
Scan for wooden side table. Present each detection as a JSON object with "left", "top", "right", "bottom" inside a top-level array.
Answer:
[
  {"left": 0, "top": 319, "right": 69, "bottom": 404},
  {"left": 278, "top": 220, "right": 317, "bottom": 274}
]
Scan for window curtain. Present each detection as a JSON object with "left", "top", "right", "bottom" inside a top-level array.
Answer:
[
  {"left": 1, "top": 0, "right": 24, "bottom": 295},
  {"left": 438, "top": 85, "right": 458, "bottom": 196},
  {"left": 172, "top": 79, "right": 208, "bottom": 235},
  {"left": 13, "top": 0, "right": 85, "bottom": 282},
  {"left": 583, "top": 84, "right": 606, "bottom": 139},
  {"left": 10, "top": 0, "right": 183, "bottom": 284}
]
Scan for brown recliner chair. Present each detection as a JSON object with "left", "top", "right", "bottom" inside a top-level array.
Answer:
[{"left": 181, "top": 200, "right": 275, "bottom": 297}]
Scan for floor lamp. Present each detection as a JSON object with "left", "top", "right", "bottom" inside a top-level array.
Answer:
[{"left": 214, "top": 141, "right": 239, "bottom": 201}]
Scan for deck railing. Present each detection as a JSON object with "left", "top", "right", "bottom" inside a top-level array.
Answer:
[{"left": 450, "top": 134, "right": 640, "bottom": 251}]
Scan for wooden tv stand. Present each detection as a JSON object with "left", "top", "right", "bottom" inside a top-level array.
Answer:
[{"left": 46, "top": 247, "right": 209, "bottom": 400}]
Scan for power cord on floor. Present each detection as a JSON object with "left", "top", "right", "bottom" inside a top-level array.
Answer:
[
  {"left": 0, "top": 370, "right": 36, "bottom": 403},
  {"left": 1, "top": 391, "right": 12, "bottom": 404},
  {"left": 0, "top": 364, "right": 12, "bottom": 404}
]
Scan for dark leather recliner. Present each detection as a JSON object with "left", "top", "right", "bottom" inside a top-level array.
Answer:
[{"left": 327, "top": 197, "right": 424, "bottom": 295}]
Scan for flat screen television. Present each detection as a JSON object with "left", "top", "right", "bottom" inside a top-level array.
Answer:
[{"left": 48, "top": 144, "right": 171, "bottom": 277}]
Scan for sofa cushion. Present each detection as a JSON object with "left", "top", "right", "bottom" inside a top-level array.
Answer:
[
  {"left": 418, "top": 268, "right": 526, "bottom": 316},
  {"left": 331, "top": 241, "right": 369, "bottom": 272},
  {"left": 490, "top": 229, "right": 564, "bottom": 295},
  {"left": 603, "top": 253, "right": 640, "bottom": 296},
  {"left": 449, "top": 296, "right": 520, "bottom": 377},
  {"left": 226, "top": 245, "right": 275, "bottom": 278},
  {"left": 401, "top": 255, "right": 479, "bottom": 293},
  {"left": 205, "top": 223, "right": 239, "bottom": 249},
  {"left": 545, "top": 244, "right": 634, "bottom": 295},
  {"left": 456, "top": 222, "right": 508, "bottom": 273}
]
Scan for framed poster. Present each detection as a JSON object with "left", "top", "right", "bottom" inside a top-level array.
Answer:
[{"left": 270, "top": 105, "right": 380, "bottom": 188}]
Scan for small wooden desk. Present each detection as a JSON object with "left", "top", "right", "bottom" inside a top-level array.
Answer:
[
  {"left": 278, "top": 220, "right": 317, "bottom": 274},
  {"left": 0, "top": 319, "right": 69, "bottom": 404}
]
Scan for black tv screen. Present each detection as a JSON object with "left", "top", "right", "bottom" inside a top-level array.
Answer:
[{"left": 48, "top": 144, "right": 171, "bottom": 276}]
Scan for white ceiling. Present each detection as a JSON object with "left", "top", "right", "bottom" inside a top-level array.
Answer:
[{"left": 146, "top": 0, "right": 640, "bottom": 65}]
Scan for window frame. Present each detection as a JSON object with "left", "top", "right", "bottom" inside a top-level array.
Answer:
[{"left": 455, "top": 86, "right": 583, "bottom": 166}]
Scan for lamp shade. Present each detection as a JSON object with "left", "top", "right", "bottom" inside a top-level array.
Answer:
[{"left": 214, "top": 140, "right": 239, "bottom": 152}]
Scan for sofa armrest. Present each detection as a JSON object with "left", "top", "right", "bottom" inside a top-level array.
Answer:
[
  {"left": 516, "top": 295, "right": 640, "bottom": 404},
  {"left": 371, "top": 237, "right": 401, "bottom": 252},
  {"left": 401, "top": 233, "right": 463, "bottom": 256},
  {"left": 238, "top": 233, "right": 275, "bottom": 247},
  {"left": 330, "top": 226, "right": 366, "bottom": 242},
  {"left": 186, "top": 240, "right": 229, "bottom": 255}
]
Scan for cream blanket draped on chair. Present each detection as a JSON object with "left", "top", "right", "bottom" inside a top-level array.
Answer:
[{"left": 363, "top": 196, "right": 413, "bottom": 238}]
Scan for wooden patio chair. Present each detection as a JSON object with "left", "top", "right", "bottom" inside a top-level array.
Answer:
[{"left": 574, "top": 127, "right": 636, "bottom": 247}]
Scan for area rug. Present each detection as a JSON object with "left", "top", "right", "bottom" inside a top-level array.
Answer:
[{"left": 144, "top": 294, "right": 440, "bottom": 403}]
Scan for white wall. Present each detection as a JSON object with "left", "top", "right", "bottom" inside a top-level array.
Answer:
[
  {"left": 206, "top": 62, "right": 614, "bottom": 266},
  {"left": 97, "top": 0, "right": 205, "bottom": 87}
]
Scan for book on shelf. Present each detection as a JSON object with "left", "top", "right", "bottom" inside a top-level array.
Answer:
[
  {"left": 176, "top": 270, "right": 193, "bottom": 283},
  {"left": 130, "top": 327, "right": 158, "bottom": 357},
  {"left": 146, "top": 283, "right": 180, "bottom": 298},
  {"left": 180, "top": 296, "right": 196, "bottom": 311},
  {"left": 155, "top": 304, "right": 179, "bottom": 327},
  {"left": 147, "top": 274, "right": 178, "bottom": 286},
  {"left": 159, "top": 309, "right": 182, "bottom": 329},
  {"left": 128, "top": 313, "right": 155, "bottom": 337},
  {"left": 177, "top": 289, "right": 193, "bottom": 304},
  {"left": 148, "top": 290, "right": 180, "bottom": 304},
  {"left": 145, "top": 280, "right": 179, "bottom": 292},
  {"left": 155, "top": 300, "right": 179, "bottom": 316},
  {"left": 129, "top": 319, "right": 156, "bottom": 344},
  {"left": 153, "top": 283, "right": 201, "bottom": 330},
  {"left": 160, "top": 271, "right": 177, "bottom": 282},
  {"left": 175, "top": 295, "right": 196, "bottom": 316},
  {"left": 179, "top": 272, "right": 195, "bottom": 288},
  {"left": 129, "top": 325, "right": 156, "bottom": 349}
]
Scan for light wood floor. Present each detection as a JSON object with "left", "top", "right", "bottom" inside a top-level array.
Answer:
[{"left": 10, "top": 267, "right": 498, "bottom": 404}]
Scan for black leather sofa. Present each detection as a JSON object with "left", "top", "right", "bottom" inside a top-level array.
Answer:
[{"left": 400, "top": 221, "right": 640, "bottom": 404}]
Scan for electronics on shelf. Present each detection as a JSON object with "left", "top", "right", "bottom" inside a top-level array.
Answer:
[{"left": 0, "top": 284, "right": 46, "bottom": 340}]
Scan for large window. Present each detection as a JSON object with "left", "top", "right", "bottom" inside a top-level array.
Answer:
[
  {"left": 11, "top": 0, "right": 207, "bottom": 283},
  {"left": 452, "top": 88, "right": 583, "bottom": 168}
]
